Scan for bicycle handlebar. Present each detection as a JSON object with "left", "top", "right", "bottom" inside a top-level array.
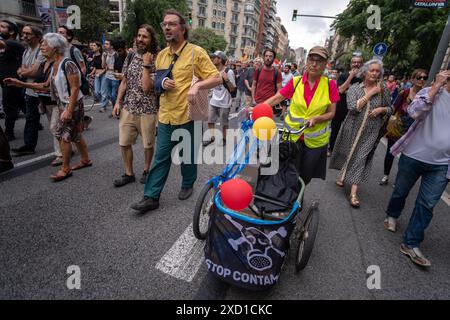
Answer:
[{"left": 276, "top": 123, "right": 310, "bottom": 135}]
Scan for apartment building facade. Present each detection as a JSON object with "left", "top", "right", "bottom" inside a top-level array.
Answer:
[
  {"left": 0, "top": 0, "right": 48, "bottom": 31},
  {"left": 189, "top": 0, "right": 260, "bottom": 59}
]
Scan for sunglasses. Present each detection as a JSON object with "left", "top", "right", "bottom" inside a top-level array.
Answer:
[{"left": 416, "top": 76, "right": 428, "bottom": 81}]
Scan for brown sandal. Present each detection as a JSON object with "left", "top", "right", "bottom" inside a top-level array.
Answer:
[
  {"left": 349, "top": 194, "right": 360, "bottom": 208},
  {"left": 71, "top": 159, "right": 93, "bottom": 171},
  {"left": 50, "top": 168, "right": 72, "bottom": 182},
  {"left": 335, "top": 180, "right": 344, "bottom": 187}
]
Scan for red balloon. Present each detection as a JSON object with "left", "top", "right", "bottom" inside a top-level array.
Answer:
[
  {"left": 251, "top": 103, "right": 273, "bottom": 121},
  {"left": 220, "top": 178, "right": 253, "bottom": 211}
]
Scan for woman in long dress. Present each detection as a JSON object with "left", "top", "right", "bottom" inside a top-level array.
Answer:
[{"left": 329, "top": 59, "right": 392, "bottom": 207}]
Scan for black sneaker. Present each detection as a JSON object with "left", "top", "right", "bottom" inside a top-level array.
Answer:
[
  {"left": 130, "top": 196, "right": 159, "bottom": 212},
  {"left": 11, "top": 145, "right": 35, "bottom": 156},
  {"left": 113, "top": 174, "right": 136, "bottom": 187},
  {"left": 178, "top": 187, "right": 193, "bottom": 200},
  {"left": 0, "top": 161, "right": 14, "bottom": 173},
  {"left": 140, "top": 170, "right": 149, "bottom": 184}
]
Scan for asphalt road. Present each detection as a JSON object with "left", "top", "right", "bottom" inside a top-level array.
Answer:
[{"left": 1, "top": 101, "right": 449, "bottom": 300}]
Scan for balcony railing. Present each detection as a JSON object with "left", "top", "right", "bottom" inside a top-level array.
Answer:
[{"left": 21, "top": 0, "right": 37, "bottom": 17}]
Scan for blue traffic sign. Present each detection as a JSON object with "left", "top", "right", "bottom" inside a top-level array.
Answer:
[{"left": 373, "top": 42, "right": 388, "bottom": 56}]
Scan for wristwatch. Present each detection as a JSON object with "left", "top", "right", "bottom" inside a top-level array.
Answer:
[{"left": 143, "top": 64, "right": 152, "bottom": 69}]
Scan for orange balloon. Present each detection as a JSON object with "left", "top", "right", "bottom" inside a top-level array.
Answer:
[{"left": 252, "top": 116, "right": 276, "bottom": 140}]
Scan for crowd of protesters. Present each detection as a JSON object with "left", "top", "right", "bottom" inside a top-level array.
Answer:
[{"left": 0, "top": 11, "right": 448, "bottom": 268}]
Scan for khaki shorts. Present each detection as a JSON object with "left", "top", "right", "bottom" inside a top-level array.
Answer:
[{"left": 119, "top": 108, "right": 157, "bottom": 149}]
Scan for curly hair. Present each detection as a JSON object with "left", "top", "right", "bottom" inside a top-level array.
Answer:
[{"left": 138, "top": 24, "right": 158, "bottom": 55}]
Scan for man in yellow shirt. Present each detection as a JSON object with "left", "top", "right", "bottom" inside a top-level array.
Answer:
[{"left": 131, "top": 10, "right": 221, "bottom": 213}]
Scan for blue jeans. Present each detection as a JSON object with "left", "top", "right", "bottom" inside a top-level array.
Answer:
[
  {"left": 101, "top": 77, "right": 120, "bottom": 109},
  {"left": 24, "top": 95, "right": 40, "bottom": 150},
  {"left": 94, "top": 74, "right": 104, "bottom": 102},
  {"left": 386, "top": 154, "right": 449, "bottom": 247}
]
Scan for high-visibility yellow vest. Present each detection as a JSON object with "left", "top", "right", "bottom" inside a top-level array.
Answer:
[{"left": 284, "top": 75, "right": 331, "bottom": 148}]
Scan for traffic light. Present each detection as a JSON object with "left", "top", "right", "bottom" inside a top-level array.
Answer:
[
  {"left": 292, "top": 10, "right": 298, "bottom": 21},
  {"left": 188, "top": 13, "right": 192, "bottom": 25}
]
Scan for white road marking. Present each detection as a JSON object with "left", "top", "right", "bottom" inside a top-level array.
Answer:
[
  {"left": 15, "top": 152, "right": 56, "bottom": 168},
  {"left": 380, "top": 138, "right": 450, "bottom": 207},
  {"left": 155, "top": 223, "right": 205, "bottom": 282}
]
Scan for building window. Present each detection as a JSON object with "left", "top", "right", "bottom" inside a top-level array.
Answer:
[
  {"left": 199, "top": 6, "right": 206, "bottom": 16},
  {"left": 199, "top": 19, "right": 205, "bottom": 27},
  {"left": 212, "top": 22, "right": 216, "bottom": 29}
]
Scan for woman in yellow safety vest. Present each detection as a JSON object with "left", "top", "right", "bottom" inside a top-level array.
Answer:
[{"left": 263, "top": 46, "right": 340, "bottom": 185}]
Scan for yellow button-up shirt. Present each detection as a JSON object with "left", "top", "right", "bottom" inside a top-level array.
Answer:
[{"left": 156, "top": 42, "right": 219, "bottom": 125}]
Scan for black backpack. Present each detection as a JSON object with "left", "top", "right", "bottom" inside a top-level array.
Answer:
[
  {"left": 61, "top": 58, "right": 90, "bottom": 96},
  {"left": 69, "top": 46, "right": 90, "bottom": 95},
  {"left": 223, "top": 67, "right": 237, "bottom": 98}
]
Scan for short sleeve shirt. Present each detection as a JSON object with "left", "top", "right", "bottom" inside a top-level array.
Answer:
[
  {"left": 22, "top": 46, "right": 45, "bottom": 97},
  {"left": 122, "top": 53, "right": 157, "bottom": 115},
  {"left": 253, "top": 67, "right": 282, "bottom": 103},
  {"left": 155, "top": 42, "right": 219, "bottom": 125},
  {"left": 210, "top": 69, "right": 236, "bottom": 108},
  {"left": 65, "top": 45, "right": 84, "bottom": 69}
]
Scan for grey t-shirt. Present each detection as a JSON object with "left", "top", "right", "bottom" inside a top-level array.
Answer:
[
  {"left": 103, "top": 52, "right": 116, "bottom": 80},
  {"left": 64, "top": 45, "right": 84, "bottom": 70},
  {"left": 22, "top": 46, "right": 44, "bottom": 97},
  {"left": 403, "top": 88, "right": 450, "bottom": 167}
]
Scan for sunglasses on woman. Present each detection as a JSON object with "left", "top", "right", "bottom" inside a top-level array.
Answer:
[{"left": 416, "top": 76, "right": 428, "bottom": 81}]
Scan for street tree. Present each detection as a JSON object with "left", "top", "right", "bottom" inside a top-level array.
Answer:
[
  {"left": 72, "top": 0, "right": 111, "bottom": 44},
  {"left": 189, "top": 27, "right": 227, "bottom": 53},
  {"left": 332, "top": 0, "right": 449, "bottom": 74},
  {"left": 122, "top": 0, "right": 188, "bottom": 48}
]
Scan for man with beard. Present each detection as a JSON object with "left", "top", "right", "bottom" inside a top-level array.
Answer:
[
  {"left": 328, "top": 52, "right": 363, "bottom": 156},
  {"left": 11, "top": 25, "right": 44, "bottom": 156},
  {"left": 251, "top": 49, "right": 282, "bottom": 111},
  {"left": 130, "top": 10, "right": 221, "bottom": 213},
  {"left": 0, "top": 20, "right": 25, "bottom": 142},
  {"left": 58, "top": 26, "right": 86, "bottom": 76},
  {"left": 112, "top": 25, "right": 159, "bottom": 187}
]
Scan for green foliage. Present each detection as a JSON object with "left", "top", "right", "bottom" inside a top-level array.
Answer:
[
  {"left": 332, "top": 0, "right": 449, "bottom": 75},
  {"left": 122, "top": 0, "right": 189, "bottom": 48},
  {"left": 73, "top": 0, "right": 111, "bottom": 44},
  {"left": 189, "top": 27, "right": 227, "bottom": 53}
]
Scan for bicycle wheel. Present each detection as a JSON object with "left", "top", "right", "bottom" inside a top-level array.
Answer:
[
  {"left": 295, "top": 200, "right": 319, "bottom": 272},
  {"left": 193, "top": 182, "right": 215, "bottom": 240}
]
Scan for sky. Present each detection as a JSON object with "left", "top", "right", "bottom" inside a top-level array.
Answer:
[{"left": 276, "top": 0, "right": 351, "bottom": 51}]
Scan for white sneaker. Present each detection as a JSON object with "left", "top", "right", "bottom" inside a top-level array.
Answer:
[
  {"left": 379, "top": 175, "right": 389, "bottom": 185},
  {"left": 383, "top": 217, "right": 397, "bottom": 232}
]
